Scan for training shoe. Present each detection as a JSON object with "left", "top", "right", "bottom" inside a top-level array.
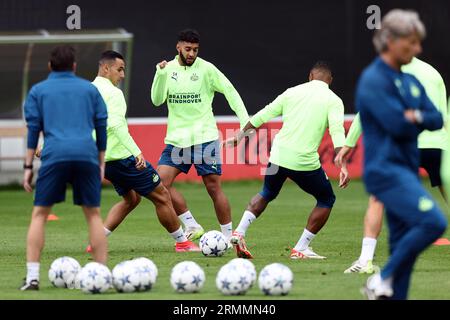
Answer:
[
  {"left": 175, "top": 240, "right": 201, "bottom": 252},
  {"left": 361, "top": 273, "right": 393, "bottom": 300},
  {"left": 185, "top": 226, "right": 205, "bottom": 241},
  {"left": 85, "top": 244, "right": 92, "bottom": 253},
  {"left": 290, "top": 247, "right": 326, "bottom": 260},
  {"left": 344, "top": 260, "right": 379, "bottom": 274},
  {"left": 20, "top": 279, "right": 39, "bottom": 291},
  {"left": 230, "top": 231, "right": 253, "bottom": 259}
]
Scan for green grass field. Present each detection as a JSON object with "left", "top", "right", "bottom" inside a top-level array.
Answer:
[{"left": 0, "top": 180, "right": 449, "bottom": 300}]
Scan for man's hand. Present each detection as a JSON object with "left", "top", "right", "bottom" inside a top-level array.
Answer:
[
  {"left": 222, "top": 136, "right": 240, "bottom": 148},
  {"left": 339, "top": 166, "right": 350, "bottom": 189},
  {"left": 158, "top": 60, "right": 168, "bottom": 69},
  {"left": 404, "top": 109, "right": 418, "bottom": 124},
  {"left": 334, "top": 146, "right": 352, "bottom": 168},
  {"left": 23, "top": 169, "right": 33, "bottom": 192},
  {"left": 35, "top": 145, "right": 42, "bottom": 158},
  {"left": 135, "top": 153, "right": 147, "bottom": 171}
]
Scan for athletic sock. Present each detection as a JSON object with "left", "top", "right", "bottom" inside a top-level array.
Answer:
[
  {"left": 235, "top": 210, "right": 257, "bottom": 236},
  {"left": 294, "top": 229, "right": 316, "bottom": 251},
  {"left": 179, "top": 210, "right": 201, "bottom": 229},
  {"left": 359, "top": 237, "right": 377, "bottom": 264},
  {"left": 104, "top": 227, "right": 112, "bottom": 237},
  {"left": 26, "top": 262, "right": 40, "bottom": 283},
  {"left": 220, "top": 222, "right": 233, "bottom": 240},
  {"left": 170, "top": 226, "right": 188, "bottom": 243}
]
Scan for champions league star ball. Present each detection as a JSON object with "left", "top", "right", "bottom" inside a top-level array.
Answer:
[
  {"left": 170, "top": 261, "right": 205, "bottom": 293},
  {"left": 112, "top": 260, "right": 142, "bottom": 293},
  {"left": 258, "top": 263, "right": 294, "bottom": 296},
  {"left": 227, "top": 258, "right": 257, "bottom": 288},
  {"left": 131, "top": 257, "right": 158, "bottom": 291},
  {"left": 48, "top": 256, "right": 81, "bottom": 289},
  {"left": 216, "top": 262, "right": 253, "bottom": 295},
  {"left": 199, "top": 230, "right": 228, "bottom": 257},
  {"left": 78, "top": 262, "right": 112, "bottom": 294}
]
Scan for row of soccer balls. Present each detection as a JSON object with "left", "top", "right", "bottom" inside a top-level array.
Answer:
[{"left": 49, "top": 256, "right": 294, "bottom": 296}]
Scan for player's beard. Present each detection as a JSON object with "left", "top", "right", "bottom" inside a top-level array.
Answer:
[{"left": 179, "top": 51, "right": 195, "bottom": 66}]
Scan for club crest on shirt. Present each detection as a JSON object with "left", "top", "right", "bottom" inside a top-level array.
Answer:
[
  {"left": 152, "top": 174, "right": 159, "bottom": 183},
  {"left": 410, "top": 83, "right": 421, "bottom": 98},
  {"left": 190, "top": 73, "right": 199, "bottom": 81},
  {"left": 171, "top": 72, "right": 178, "bottom": 81},
  {"left": 418, "top": 196, "right": 434, "bottom": 212}
]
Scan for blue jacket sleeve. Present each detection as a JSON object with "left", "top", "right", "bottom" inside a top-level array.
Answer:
[
  {"left": 23, "top": 86, "right": 42, "bottom": 149},
  {"left": 93, "top": 89, "right": 108, "bottom": 152},
  {"left": 417, "top": 82, "right": 443, "bottom": 131},
  {"left": 356, "top": 76, "right": 418, "bottom": 140}
]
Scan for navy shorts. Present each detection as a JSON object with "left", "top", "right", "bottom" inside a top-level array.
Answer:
[
  {"left": 260, "top": 163, "right": 336, "bottom": 208},
  {"left": 158, "top": 140, "right": 222, "bottom": 176},
  {"left": 34, "top": 161, "right": 101, "bottom": 207},
  {"left": 420, "top": 148, "right": 442, "bottom": 187},
  {"left": 105, "top": 156, "right": 161, "bottom": 197}
]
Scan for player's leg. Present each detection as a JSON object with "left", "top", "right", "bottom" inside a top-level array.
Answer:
[
  {"left": 158, "top": 143, "right": 204, "bottom": 240},
  {"left": 144, "top": 183, "right": 200, "bottom": 252},
  {"left": 196, "top": 139, "right": 234, "bottom": 239},
  {"left": 82, "top": 206, "right": 107, "bottom": 264},
  {"left": 85, "top": 190, "right": 141, "bottom": 253},
  {"left": 364, "top": 179, "right": 447, "bottom": 299},
  {"left": 72, "top": 161, "right": 108, "bottom": 263},
  {"left": 289, "top": 167, "right": 335, "bottom": 259},
  {"left": 103, "top": 190, "right": 141, "bottom": 233},
  {"left": 231, "top": 163, "right": 287, "bottom": 259},
  {"left": 21, "top": 206, "right": 52, "bottom": 290},
  {"left": 202, "top": 174, "right": 233, "bottom": 238},
  {"left": 21, "top": 163, "right": 68, "bottom": 290},
  {"left": 345, "top": 195, "right": 384, "bottom": 273}
]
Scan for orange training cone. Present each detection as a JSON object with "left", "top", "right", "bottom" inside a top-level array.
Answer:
[
  {"left": 47, "top": 214, "right": 60, "bottom": 221},
  {"left": 433, "top": 238, "right": 450, "bottom": 246}
]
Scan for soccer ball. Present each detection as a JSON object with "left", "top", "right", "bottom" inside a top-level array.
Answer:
[
  {"left": 170, "top": 261, "right": 205, "bottom": 293},
  {"left": 131, "top": 257, "right": 157, "bottom": 292},
  {"left": 133, "top": 257, "right": 158, "bottom": 282},
  {"left": 216, "top": 263, "right": 252, "bottom": 295},
  {"left": 48, "top": 256, "right": 81, "bottom": 289},
  {"left": 258, "top": 263, "right": 293, "bottom": 296},
  {"left": 112, "top": 260, "right": 142, "bottom": 293},
  {"left": 78, "top": 262, "right": 112, "bottom": 294},
  {"left": 227, "top": 258, "right": 257, "bottom": 287},
  {"left": 199, "top": 230, "right": 228, "bottom": 257}
]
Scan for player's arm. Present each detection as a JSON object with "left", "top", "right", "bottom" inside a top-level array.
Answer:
[
  {"left": 150, "top": 61, "right": 169, "bottom": 107},
  {"left": 210, "top": 65, "right": 249, "bottom": 128},
  {"left": 93, "top": 90, "right": 108, "bottom": 179},
  {"left": 358, "top": 77, "right": 419, "bottom": 140},
  {"left": 334, "top": 113, "right": 362, "bottom": 167},
  {"left": 403, "top": 85, "right": 443, "bottom": 131},
  {"left": 328, "top": 98, "right": 349, "bottom": 188},
  {"left": 223, "top": 91, "right": 285, "bottom": 147},
  {"left": 23, "top": 87, "right": 42, "bottom": 192},
  {"left": 108, "top": 91, "right": 146, "bottom": 170}
]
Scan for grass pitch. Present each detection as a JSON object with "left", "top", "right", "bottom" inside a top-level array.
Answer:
[{"left": 0, "top": 180, "right": 448, "bottom": 300}]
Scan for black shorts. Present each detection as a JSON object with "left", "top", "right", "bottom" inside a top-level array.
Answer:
[
  {"left": 105, "top": 156, "right": 161, "bottom": 197},
  {"left": 420, "top": 148, "right": 442, "bottom": 187},
  {"left": 35, "top": 161, "right": 101, "bottom": 207},
  {"left": 259, "top": 163, "right": 336, "bottom": 208}
]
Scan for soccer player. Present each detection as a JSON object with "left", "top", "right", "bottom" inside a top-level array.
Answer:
[
  {"left": 21, "top": 45, "right": 108, "bottom": 290},
  {"left": 357, "top": 10, "right": 446, "bottom": 300},
  {"left": 88, "top": 50, "right": 199, "bottom": 252},
  {"left": 225, "top": 61, "right": 349, "bottom": 259},
  {"left": 151, "top": 29, "right": 249, "bottom": 241},
  {"left": 336, "top": 56, "right": 448, "bottom": 274}
]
